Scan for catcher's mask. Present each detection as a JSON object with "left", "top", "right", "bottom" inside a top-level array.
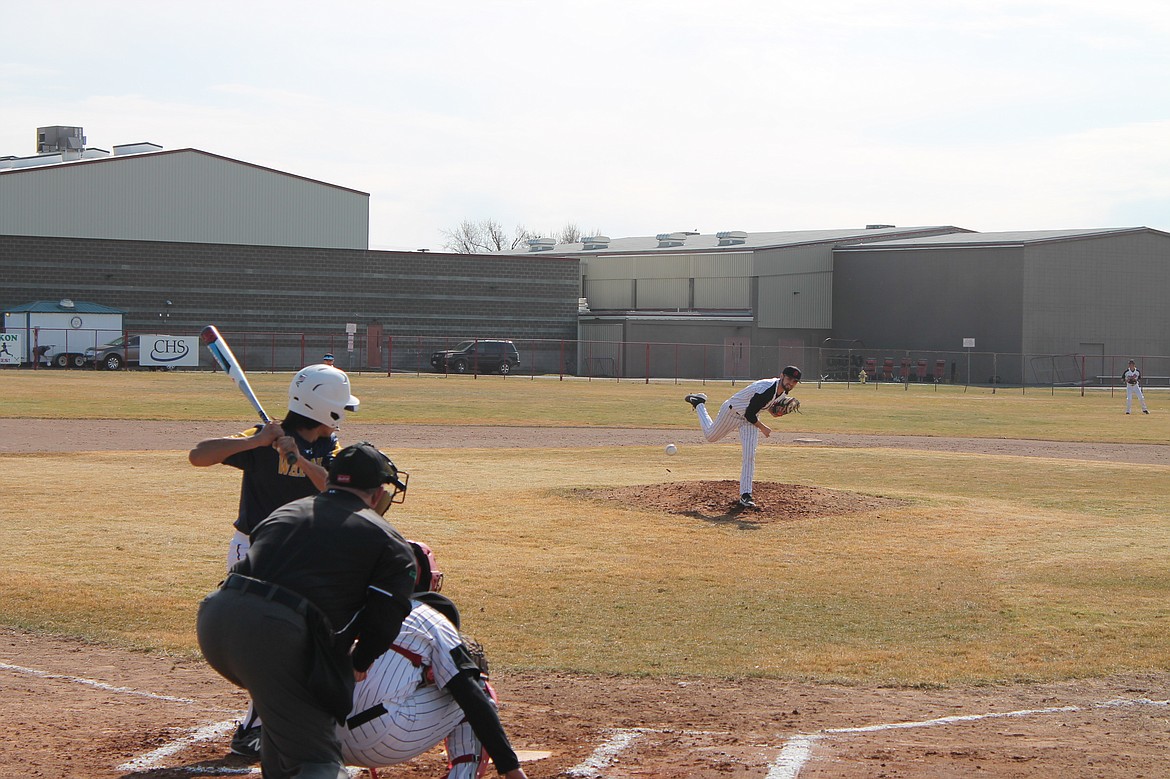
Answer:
[
  {"left": 372, "top": 469, "right": 409, "bottom": 515},
  {"left": 408, "top": 540, "right": 444, "bottom": 593}
]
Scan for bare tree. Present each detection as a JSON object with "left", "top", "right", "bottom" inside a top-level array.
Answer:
[{"left": 441, "top": 219, "right": 600, "bottom": 253}]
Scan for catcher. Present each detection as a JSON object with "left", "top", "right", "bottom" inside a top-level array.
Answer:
[
  {"left": 684, "top": 365, "right": 802, "bottom": 509},
  {"left": 337, "top": 545, "right": 527, "bottom": 779}
]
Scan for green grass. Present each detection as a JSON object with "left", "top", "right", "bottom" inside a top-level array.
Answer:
[
  {"left": 4, "top": 370, "right": 1168, "bottom": 444},
  {"left": 1, "top": 372, "right": 1168, "bottom": 685}
]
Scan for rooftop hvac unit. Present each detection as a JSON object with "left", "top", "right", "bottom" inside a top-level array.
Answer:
[
  {"left": 656, "top": 232, "right": 689, "bottom": 248},
  {"left": 716, "top": 230, "right": 747, "bottom": 246},
  {"left": 527, "top": 237, "right": 557, "bottom": 252},
  {"left": 865, "top": 224, "right": 896, "bottom": 229},
  {"left": 36, "top": 126, "right": 86, "bottom": 153},
  {"left": 581, "top": 235, "right": 610, "bottom": 250}
]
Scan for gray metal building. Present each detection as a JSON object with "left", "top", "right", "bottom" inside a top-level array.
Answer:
[
  {"left": 0, "top": 144, "right": 369, "bottom": 250},
  {"left": 832, "top": 228, "right": 1170, "bottom": 383},
  {"left": 527, "top": 227, "right": 967, "bottom": 377}
]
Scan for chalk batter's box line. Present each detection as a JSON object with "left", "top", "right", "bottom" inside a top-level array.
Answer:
[
  {"left": 8, "top": 660, "right": 1166, "bottom": 778},
  {"left": 767, "top": 696, "right": 1170, "bottom": 779}
]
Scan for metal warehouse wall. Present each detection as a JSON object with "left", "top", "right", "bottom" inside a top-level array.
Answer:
[
  {"left": 832, "top": 245, "right": 1027, "bottom": 356},
  {"left": 0, "top": 150, "right": 369, "bottom": 250},
  {"left": 0, "top": 234, "right": 579, "bottom": 343},
  {"left": 1023, "top": 231, "right": 1170, "bottom": 360}
]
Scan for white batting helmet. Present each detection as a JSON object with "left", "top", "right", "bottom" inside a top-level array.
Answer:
[{"left": 288, "top": 364, "right": 359, "bottom": 428}]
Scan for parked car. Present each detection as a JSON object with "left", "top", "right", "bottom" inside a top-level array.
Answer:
[
  {"left": 430, "top": 339, "right": 520, "bottom": 375},
  {"left": 84, "top": 334, "right": 178, "bottom": 371}
]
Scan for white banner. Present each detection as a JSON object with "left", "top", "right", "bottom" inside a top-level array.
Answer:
[
  {"left": 139, "top": 335, "right": 200, "bottom": 367},
  {"left": 0, "top": 332, "right": 21, "bottom": 365}
]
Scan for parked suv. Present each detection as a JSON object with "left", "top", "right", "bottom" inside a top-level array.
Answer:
[
  {"left": 84, "top": 334, "right": 178, "bottom": 371},
  {"left": 430, "top": 340, "right": 520, "bottom": 375}
]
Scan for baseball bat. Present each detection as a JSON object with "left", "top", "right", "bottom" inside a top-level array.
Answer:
[{"left": 200, "top": 325, "right": 297, "bottom": 465}]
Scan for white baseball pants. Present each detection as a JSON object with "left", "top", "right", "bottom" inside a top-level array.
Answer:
[
  {"left": 1126, "top": 384, "right": 1148, "bottom": 413},
  {"left": 696, "top": 401, "right": 760, "bottom": 496}
]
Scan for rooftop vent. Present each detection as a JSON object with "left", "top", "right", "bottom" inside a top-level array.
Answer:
[
  {"left": 113, "top": 142, "right": 163, "bottom": 156},
  {"left": 656, "top": 232, "right": 690, "bottom": 248},
  {"left": 716, "top": 230, "right": 747, "bottom": 246},
  {"left": 527, "top": 237, "right": 557, "bottom": 252},
  {"left": 865, "top": 224, "right": 896, "bottom": 229},
  {"left": 581, "top": 235, "right": 610, "bottom": 250}
]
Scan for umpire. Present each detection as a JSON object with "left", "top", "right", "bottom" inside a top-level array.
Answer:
[{"left": 197, "top": 442, "right": 418, "bottom": 779}]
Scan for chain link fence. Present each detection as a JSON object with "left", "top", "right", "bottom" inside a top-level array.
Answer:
[{"left": 10, "top": 327, "right": 1168, "bottom": 392}]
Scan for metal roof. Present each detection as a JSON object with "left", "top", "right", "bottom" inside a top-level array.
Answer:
[
  {"left": 0, "top": 147, "right": 369, "bottom": 197},
  {"left": 5, "top": 299, "right": 126, "bottom": 314},
  {"left": 508, "top": 226, "right": 971, "bottom": 255},
  {"left": 834, "top": 227, "right": 1167, "bottom": 251}
]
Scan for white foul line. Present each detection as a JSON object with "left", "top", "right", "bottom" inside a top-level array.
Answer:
[
  {"left": 565, "top": 727, "right": 652, "bottom": 778},
  {"left": 767, "top": 696, "right": 1170, "bottom": 779},
  {"left": 117, "top": 720, "right": 241, "bottom": 772},
  {"left": 0, "top": 661, "right": 205, "bottom": 705}
]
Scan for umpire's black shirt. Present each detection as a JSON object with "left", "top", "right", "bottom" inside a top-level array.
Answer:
[{"left": 234, "top": 488, "right": 417, "bottom": 671}]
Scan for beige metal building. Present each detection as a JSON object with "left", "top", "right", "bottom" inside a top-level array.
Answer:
[
  {"left": 0, "top": 143, "right": 369, "bottom": 249},
  {"left": 525, "top": 227, "right": 967, "bottom": 378}
]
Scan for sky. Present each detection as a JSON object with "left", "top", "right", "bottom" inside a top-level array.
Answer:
[{"left": 3, "top": 0, "right": 1168, "bottom": 251}]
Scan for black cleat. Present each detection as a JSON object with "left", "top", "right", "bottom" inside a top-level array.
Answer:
[
  {"left": 738, "top": 493, "right": 757, "bottom": 509},
  {"left": 230, "top": 724, "right": 261, "bottom": 760},
  {"left": 684, "top": 393, "right": 707, "bottom": 409}
]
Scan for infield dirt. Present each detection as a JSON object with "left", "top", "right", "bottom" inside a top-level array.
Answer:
[{"left": 2, "top": 420, "right": 1168, "bottom": 778}]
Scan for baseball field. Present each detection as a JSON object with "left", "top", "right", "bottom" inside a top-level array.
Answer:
[{"left": 2, "top": 371, "right": 1168, "bottom": 777}]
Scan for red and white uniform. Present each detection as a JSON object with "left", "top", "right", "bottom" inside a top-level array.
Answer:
[
  {"left": 339, "top": 602, "right": 487, "bottom": 777},
  {"left": 693, "top": 377, "right": 789, "bottom": 496}
]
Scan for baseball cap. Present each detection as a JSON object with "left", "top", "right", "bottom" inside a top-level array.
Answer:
[
  {"left": 782, "top": 365, "right": 802, "bottom": 381},
  {"left": 328, "top": 442, "right": 401, "bottom": 489},
  {"left": 323, "top": 353, "right": 335, "bottom": 361}
]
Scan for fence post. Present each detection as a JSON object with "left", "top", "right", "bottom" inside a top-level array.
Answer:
[
  {"left": 559, "top": 339, "right": 565, "bottom": 381},
  {"left": 645, "top": 343, "right": 650, "bottom": 384},
  {"left": 991, "top": 353, "right": 996, "bottom": 395},
  {"left": 386, "top": 336, "right": 393, "bottom": 377},
  {"left": 674, "top": 343, "right": 679, "bottom": 385}
]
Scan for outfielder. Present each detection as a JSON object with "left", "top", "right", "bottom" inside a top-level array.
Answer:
[
  {"left": 1123, "top": 359, "right": 1149, "bottom": 414},
  {"left": 684, "top": 365, "right": 802, "bottom": 509},
  {"left": 189, "top": 363, "right": 359, "bottom": 758},
  {"left": 339, "top": 553, "right": 527, "bottom": 778}
]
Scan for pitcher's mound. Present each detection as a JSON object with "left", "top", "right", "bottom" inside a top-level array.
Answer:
[{"left": 580, "top": 480, "right": 905, "bottom": 523}]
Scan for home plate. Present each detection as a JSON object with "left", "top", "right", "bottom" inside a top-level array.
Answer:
[
  {"left": 794, "top": 438, "right": 823, "bottom": 443},
  {"left": 516, "top": 750, "right": 552, "bottom": 762}
]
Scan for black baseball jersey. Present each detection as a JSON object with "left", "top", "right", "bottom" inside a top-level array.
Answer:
[
  {"left": 234, "top": 489, "right": 418, "bottom": 671},
  {"left": 223, "top": 425, "right": 340, "bottom": 534}
]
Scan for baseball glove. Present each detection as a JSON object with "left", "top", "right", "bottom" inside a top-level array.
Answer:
[
  {"left": 768, "top": 396, "right": 801, "bottom": 417},
  {"left": 462, "top": 634, "right": 490, "bottom": 677}
]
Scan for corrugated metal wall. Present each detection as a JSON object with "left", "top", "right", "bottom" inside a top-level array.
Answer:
[
  {"left": 578, "top": 321, "right": 624, "bottom": 375},
  {"left": 758, "top": 271, "right": 832, "bottom": 328},
  {"left": 581, "top": 251, "right": 753, "bottom": 310},
  {"left": 0, "top": 151, "right": 369, "bottom": 249}
]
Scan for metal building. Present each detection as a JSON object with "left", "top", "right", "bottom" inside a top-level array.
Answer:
[
  {"left": 525, "top": 227, "right": 967, "bottom": 378},
  {"left": 832, "top": 227, "right": 1170, "bottom": 383},
  {"left": 0, "top": 144, "right": 369, "bottom": 249}
]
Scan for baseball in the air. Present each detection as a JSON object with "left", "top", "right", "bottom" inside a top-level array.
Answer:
[{"left": 665, "top": 443, "right": 678, "bottom": 455}]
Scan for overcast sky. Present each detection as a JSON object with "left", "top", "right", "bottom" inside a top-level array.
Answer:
[{"left": 3, "top": 0, "right": 1168, "bottom": 250}]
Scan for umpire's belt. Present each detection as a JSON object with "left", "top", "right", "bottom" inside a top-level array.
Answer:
[{"left": 222, "top": 573, "right": 316, "bottom": 618}]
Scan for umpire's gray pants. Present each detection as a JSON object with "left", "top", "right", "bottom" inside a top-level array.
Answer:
[{"left": 197, "top": 587, "right": 350, "bottom": 779}]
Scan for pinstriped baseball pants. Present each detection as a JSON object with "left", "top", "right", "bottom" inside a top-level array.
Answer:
[{"left": 696, "top": 401, "right": 760, "bottom": 496}]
